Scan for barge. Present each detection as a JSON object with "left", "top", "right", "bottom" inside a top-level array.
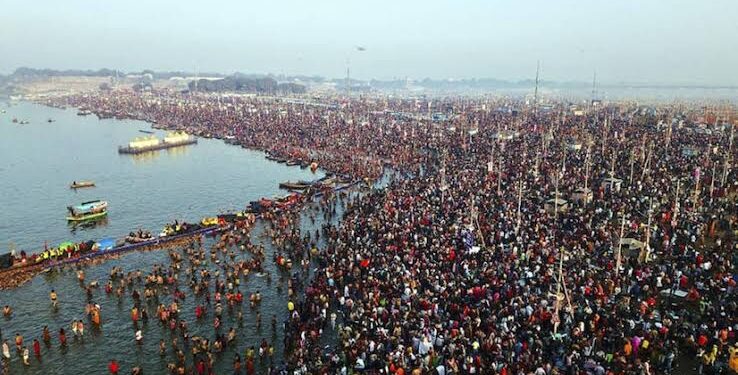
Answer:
[{"left": 118, "top": 131, "right": 197, "bottom": 154}]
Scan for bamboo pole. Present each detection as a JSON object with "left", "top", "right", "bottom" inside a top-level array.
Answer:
[
  {"left": 616, "top": 214, "right": 625, "bottom": 273},
  {"left": 674, "top": 179, "right": 681, "bottom": 224},
  {"left": 709, "top": 163, "right": 716, "bottom": 205},
  {"left": 516, "top": 179, "right": 523, "bottom": 233},
  {"left": 584, "top": 145, "right": 591, "bottom": 192},
  {"left": 642, "top": 198, "right": 653, "bottom": 263}
]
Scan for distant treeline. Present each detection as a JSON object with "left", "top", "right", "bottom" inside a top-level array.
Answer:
[
  {"left": 188, "top": 76, "right": 306, "bottom": 94},
  {"left": 8, "top": 67, "right": 225, "bottom": 80}
]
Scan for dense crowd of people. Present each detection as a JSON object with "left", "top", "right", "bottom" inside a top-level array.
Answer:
[{"left": 8, "top": 90, "right": 734, "bottom": 374}]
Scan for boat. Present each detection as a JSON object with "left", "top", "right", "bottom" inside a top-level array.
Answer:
[
  {"left": 201, "top": 217, "right": 220, "bottom": 226},
  {"left": 118, "top": 132, "right": 197, "bottom": 154},
  {"left": 77, "top": 110, "right": 92, "bottom": 116},
  {"left": 279, "top": 181, "right": 314, "bottom": 190},
  {"left": 286, "top": 160, "right": 300, "bottom": 166},
  {"left": 125, "top": 231, "right": 153, "bottom": 244},
  {"left": 66, "top": 210, "right": 108, "bottom": 222},
  {"left": 19, "top": 120, "right": 29, "bottom": 125},
  {"left": 265, "top": 154, "right": 287, "bottom": 163},
  {"left": 11, "top": 118, "right": 18, "bottom": 123},
  {"left": 68, "top": 200, "right": 108, "bottom": 215},
  {"left": 47, "top": 118, "right": 55, "bottom": 123},
  {"left": 70, "top": 181, "right": 95, "bottom": 189},
  {"left": 138, "top": 129, "right": 155, "bottom": 134}
]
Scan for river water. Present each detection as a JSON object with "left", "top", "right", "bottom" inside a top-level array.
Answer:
[
  {"left": 0, "top": 101, "right": 323, "bottom": 252},
  {"left": 0, "top": 101, "right": 333, "bottom": 374}
]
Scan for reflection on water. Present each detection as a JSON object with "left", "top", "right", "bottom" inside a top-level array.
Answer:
[
  {"left": 128, "top": 145, "right": 191, "bottom": 164},
  {"left": 68, "top": 216, "right": 109, "bottom": 234},
  {"left": 129, "top": 150, "right": 161, "bottom": 163}
]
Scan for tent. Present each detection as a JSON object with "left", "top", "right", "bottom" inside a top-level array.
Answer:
[
  {"left": 572, "top": 187, "right": 593, "bottom": 204},
  {"left": 545, "top": 198, "right": 569, "bottom": 214},
  {"left": 601, "top": 177, "right": 623, "bottom": 192}
]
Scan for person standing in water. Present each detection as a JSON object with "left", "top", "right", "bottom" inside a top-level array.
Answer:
[
  {"left": 108, "top": 359, "right": 119, "bottom": 374},
  {"left": 42, "top": 326, "right": 51, "bottom": 343},
  {"left": 1, "top": 340, "right": 10, "bottom": 360},
  {"left": 49, "top": 290, "right": 58, "bottom": 308},
  {"left": 58, "top": 328, "right": 66, "bottom": 346},
  {"left": 32, "top": 339, "right": 40, "bottom": 358},
  {"left": 21, "top": 346, "right": 29, "bottom": 366}
]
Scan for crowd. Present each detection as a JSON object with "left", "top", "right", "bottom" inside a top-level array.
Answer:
[{"left": 16, "top": 90, "right": 735, "bottom": 375}]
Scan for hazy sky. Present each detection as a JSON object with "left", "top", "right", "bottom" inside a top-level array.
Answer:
[{"left": 2, "top": 0, "right": 737, "bottom": 84}]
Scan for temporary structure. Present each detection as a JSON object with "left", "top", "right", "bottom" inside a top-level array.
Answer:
[
  {"left": 545, "top": 197, "right": 569, "bottom": 214},
  {"left": 601, "top": 177, "right": 623, "bottom": 192},
  {"left": 571, "top": 187, "right": 593, "bottom": 204}
]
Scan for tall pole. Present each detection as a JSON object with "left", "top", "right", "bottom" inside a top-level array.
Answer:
[
  {"left": 516, "top": 179, "right": 523, "bottom": 233},
  {"left": 584, "top": 145, "right": 591, "bottom": 192},
  {"left": 616, "top": 214, "right": 625, "bottom": 274},
  {"left": 601, "top": 117, "right": 609, "bottom": 155},
  {"left": 534, "top": 60, "right": 540, "bottom": 118},
  {"left": 642, "top": 198, "right": 653, "bottom": 263},
  {"left": 709, "top": 163, "right": 716, "bottom": 205},
  {"left": 345, "top": 56, "right": 352, "bottom": 105},
  {"left": 674, "top": 179, "right": 681, "bottom": 224},
  {"left": 641, "top": 143, "right": 652, "bottom": 179},
  {"left": 693, "top": 167, "right": 701, "bottom": 208},
  {"left": 723, "top": 123, "right": 734, "bottom": 186},
  {"left": 591, "top": 70, "right": 597, "bottom": 107}
]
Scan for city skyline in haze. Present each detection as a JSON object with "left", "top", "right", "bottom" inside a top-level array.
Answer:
[{"left": 2, "top": 0, "right": 737, "bottom": 85}]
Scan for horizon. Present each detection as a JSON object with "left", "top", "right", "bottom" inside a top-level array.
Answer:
[
  {"left": 3, "top": 0, "right": 737, "bottom": 86},
  {"left": 5, "top": 67, "right": 738, "bottom": 90}
]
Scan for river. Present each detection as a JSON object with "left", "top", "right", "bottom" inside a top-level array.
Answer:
[
  {"left": 0, "top": 101, "right": 334, "bottom": 374},
  {"left": 0, "top": 101, "right": 322, "bottom": 252}
]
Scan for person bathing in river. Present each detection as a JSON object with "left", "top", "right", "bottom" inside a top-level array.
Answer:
[
  {"left": 32, "top": 339, "right": 40, "bottom": 358},
  {"left": 49, "top": 289, "right": 58, "bottom": 308},
  {"left": 1, "top": 340, "right": 10, "bottom": 360},
  {"left": 58, "top": 328, "right": 66, "bottom": 346}
]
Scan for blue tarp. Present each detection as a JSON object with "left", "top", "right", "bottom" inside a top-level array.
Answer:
[{"left": 97, "top": 237, "right": 116, "bottom": 251}]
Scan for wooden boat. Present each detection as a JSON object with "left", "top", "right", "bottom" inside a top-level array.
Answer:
[
  {"left": 138, "top": 129, "right": 155, "bottom": 134},
  {"left": 66, "top": 210, "right": 107, "bottom": 222},
  {"left": 68, "top": 200, "right": 108, "bottom": 215},
  {"left": 265, "top": 154, "right": 287, "bottom": 163},
  {"left": 125, "top": 234, "right": 153, "bottom": 244},
  {"left": 70, "top": 181, "right": 95, "bottom": 189},
  {"left": 279, "top": 181, "right": 313, "bottom": 190},
  {"left": 286, "top": 160, "right": 300, "bottom": 166}
]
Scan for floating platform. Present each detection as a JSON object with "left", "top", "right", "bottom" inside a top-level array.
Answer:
[{"left": 118, "top": 136, "right": 197, "bottom": 154}]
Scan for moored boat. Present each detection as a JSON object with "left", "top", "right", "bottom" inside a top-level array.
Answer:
[
  {"left": 67, "top": 199, "right": 108, "bottom": 216},
  {"left": 279, "top": 181, "right": 313, "bottom": 190},
  {"left": 66, "top": 210, "right": 108, "bottom": 222}
]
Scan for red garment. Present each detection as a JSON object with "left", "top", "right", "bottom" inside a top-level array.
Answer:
[
  {"left": 109, "top": 360, "right": 120, "bottom": 374},
  {"left": 698, "top": 334, "right": 708, "bottom": 347}
]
